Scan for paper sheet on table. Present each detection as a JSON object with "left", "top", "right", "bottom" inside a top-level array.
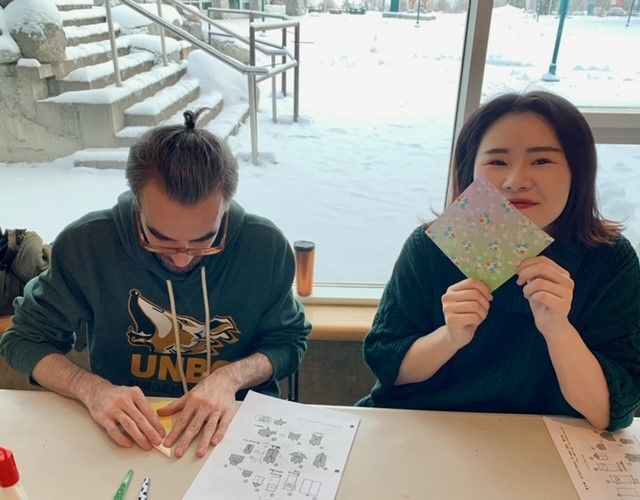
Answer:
[
  {"left": 426, "top": 176, "right": 554, "bottom": 291},
  {"left": 149, "top": 400, "right": 173, "bottom": 458},
  {"left": 544, "top": 417, "right": 640, "bottom": 499},
  {"left": 183, "top": 391, "right": 361, "bottom": 500}
]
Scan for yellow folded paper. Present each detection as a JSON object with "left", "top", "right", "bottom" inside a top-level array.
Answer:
[{"left": 150, "top": 400, "right": 174, "bottom": 458}]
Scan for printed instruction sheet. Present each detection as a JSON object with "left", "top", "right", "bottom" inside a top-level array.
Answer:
[
  {"left": 184, "top": 391, "right": 361, "bottom": 500},
  {"left": 544, "top": 417, "right": 640, "bottom": 499}
]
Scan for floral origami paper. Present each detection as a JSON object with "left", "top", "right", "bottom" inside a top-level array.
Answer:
[{"left": 426, "top": 176, "right": 554, "bottom": 291}]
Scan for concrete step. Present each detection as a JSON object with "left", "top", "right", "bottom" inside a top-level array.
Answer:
[
  {"left": 72, "top": 147, "right": 129, "bottom": 169},
  {"left": 43, "top": 61, "right": 188, "bottom": 107},
  {"left": 164, "top": 93, "right": 225, "bottom": 129},
  {"left": 207, "top": 100, "right": 249, "bottom": 140},
  {"left": 64, "top": 22, "right": 120, "bottom": 47},
  {"left": 51, "top": 51, "right": 156, "bottom": 94},
  {"left": 51, "top": 37, "right": 131, "bottom": 83},
  {"left": 60, "top": 7, "right": 106, "bottom": 27},
  {"left": 74, "top": 97, "right": 244, "bottom": 168},
  {"left": 115, "top": 91, "right": 224, "bottom": 147},
  {"left": 40, "top": 62, "right": 190, "bottom": 149},
  {"left": 58, "top": 35, "right": 189, "bottom": 79},
  {"left": 124, "top": 78, "right": 200, "bottom": 126},
  {"left": 55, "top": 0, "right": 96, "bottom": 11}
]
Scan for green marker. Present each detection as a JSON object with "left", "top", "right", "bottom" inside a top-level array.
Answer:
[{"left": 114, "top": 469, "right": 134, "bottom": 500}]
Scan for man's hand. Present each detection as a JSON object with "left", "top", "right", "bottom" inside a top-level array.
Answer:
[
  {"left": 441, "top": 278, "right": 493, "bottom": 349},
  {"left": 517, "top": 256, "right": 574, "bottom": 338},
  {"left": 158, "top": 368, "right": 238, "bottom": 458},
  {"left": 83, "top": 382, "right": 166, "bottom": 450}
]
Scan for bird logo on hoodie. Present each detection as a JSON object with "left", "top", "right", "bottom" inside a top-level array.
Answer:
[{"left": 125, "top": 289, "right": 240, "bottom": 356}]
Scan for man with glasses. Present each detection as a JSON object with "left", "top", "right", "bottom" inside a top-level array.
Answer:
[{"left": 0, "top": 109, "right": 311, "bottom": 459}]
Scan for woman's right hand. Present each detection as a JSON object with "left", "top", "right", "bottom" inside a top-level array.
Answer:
[{"left": 441, "top": 278, "right": 493, "bottom": 349}]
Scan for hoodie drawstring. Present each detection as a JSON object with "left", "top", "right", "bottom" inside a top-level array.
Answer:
[
  {"left": 200, "top": 266, "right": 212, "bottom": 376},
  {"left": 165, "top": 267, "right": 212, "bottom": 395}
]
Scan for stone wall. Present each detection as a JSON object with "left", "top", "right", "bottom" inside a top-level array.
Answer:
[{"left": 0, "top": 64, "right": 82, "bottom": 162}]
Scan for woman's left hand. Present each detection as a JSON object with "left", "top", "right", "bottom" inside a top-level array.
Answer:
[{"left": 516, "top": 256, "right": 574, "bottom": 339}]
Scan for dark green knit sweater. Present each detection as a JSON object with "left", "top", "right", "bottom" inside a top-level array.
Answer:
[{"left": 358, "top": 226, "right": 640, "bottom": 431}]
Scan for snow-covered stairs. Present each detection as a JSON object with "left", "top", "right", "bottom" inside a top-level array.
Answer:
[
  {"left": 78, "top": 95, "right": 245, "bottom": 169},
  {"left": 53, "top": 50, "right": 157, "bottom": 93},
  {"left": 55, "top": 0, "right": 95, "bottom": 11},
  {"left": 26, "top": 0, "right": 249, "bottom": 167},
  {"left": 117, "top": 90, "right": 224, "bottom": 143},
  {"left": 123, "top": 78, "right": 200, "bottom": 126},
  {"left": 64, "top": 22, "right": 121, "bottom": 46},
  {"left": 60, "top": 7, "right": 107, "bottom": 27}
]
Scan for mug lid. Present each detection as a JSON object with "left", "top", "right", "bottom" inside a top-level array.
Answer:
[{"left": 294, "top": 240, "right": 315, "bottom": 252}]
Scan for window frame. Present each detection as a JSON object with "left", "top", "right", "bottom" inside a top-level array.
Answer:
[{"left": 305, "top": 1, "right": 640, "bottom": 304}]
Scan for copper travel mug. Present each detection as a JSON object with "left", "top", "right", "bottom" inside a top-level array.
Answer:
[{"left": 294, "top": 241, "right": 315, "bottom": 297}]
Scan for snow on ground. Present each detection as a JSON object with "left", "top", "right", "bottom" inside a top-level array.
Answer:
[{"left": 0, "top": 6, "right": 638, "bottom": 284}]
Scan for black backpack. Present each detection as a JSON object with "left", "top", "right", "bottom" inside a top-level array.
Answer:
[{"left": 0, "top": 228, "right": 51, "bottom": 315}]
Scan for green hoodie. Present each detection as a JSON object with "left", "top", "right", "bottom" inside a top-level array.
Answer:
[{"left": 0, "top": 192, "right": 311, "bottom": 398}]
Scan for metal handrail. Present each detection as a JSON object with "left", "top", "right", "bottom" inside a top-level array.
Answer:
[
  {"left": 103, "top": 0, "right": 300, "bottom": 164},
  {"left": 104, "top": 0, "right": 122, "bottom": 86},
  {"left": 206, "top": 31, "right": 291, "bottom": 57},
  {"left": 155, "top": 0, "right": 168, "bottom": 66},
  {"left": 251, "top": 19, "right": 300, "bottom": 30},
  {"left": 249, "top": 18, "right": 300, "bottom": 126},
  {"left": 207, "top": 6, "right": 287, "bottom": 19},
  {"left": 168, "top": 0, "right": 291, "bottom": 57},
  {"left": 116, "top": 0, "right": 258, "bottom": 73},
  {"left": 169, "top": 0, "right": 296, "bottom": 138}
]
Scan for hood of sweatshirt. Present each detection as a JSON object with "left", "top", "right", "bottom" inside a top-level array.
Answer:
[
  {"left": 111, "top": 190, "right": 248, "bottom": 394},
  {"left": 112, "top": 191, "right": 246, "bottom": 283}
]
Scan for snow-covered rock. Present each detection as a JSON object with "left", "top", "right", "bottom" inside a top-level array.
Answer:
[
  {"left": 5, "top": 0, "right": 66, "bottom": 63},
  {"left": 182, "top": 19, "right": 203, "bottom": 41},
  {"left": 0, "top": 35, "right": 20, "bottom": 63},
  {"left": 174, "top": 2, "right": 202, "bottom": 23}
]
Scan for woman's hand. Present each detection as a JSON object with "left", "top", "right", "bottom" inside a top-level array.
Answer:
[
  {"left": 441, "top": 278, "right": 493, "bottom": 349},
  {"left": 517, "top": 256, "right": 574, "bottom": 339}
]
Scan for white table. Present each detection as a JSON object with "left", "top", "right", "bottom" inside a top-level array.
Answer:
[{"left": 0, "top": 389, "right": 578, "bottom": 499}]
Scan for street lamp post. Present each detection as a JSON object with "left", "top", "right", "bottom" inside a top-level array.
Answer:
[
  {"left": 415, "top": 0, "right": 421, "bottom": 26},
  {"left": 542, "top": 0, "right": 569, "bottom": 82},
  {"left": 628, "top": 0, "right": 637, "bottom": 27}
]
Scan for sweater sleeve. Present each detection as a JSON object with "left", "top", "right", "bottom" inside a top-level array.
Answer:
[
  {"left": 0, "top": 226, "right": 91, "bottom": 378},
  {"left": 252, "top": 234, "right": 311, "bottom": 383},
  {"left": 363, "top": 228, "right": 438, "bottom": 389},
  {"left": 580, "top": 239, "right": 640, "bottom": 431}
]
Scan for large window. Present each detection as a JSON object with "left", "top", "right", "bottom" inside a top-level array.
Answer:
[
  {"left": 481, "top": 4, "right": 640, "bottom": 108},
  {"left": 0, "top": 1, "right": 638, "bottom": 294},
  {"left": 233, "top": 9, "right": 468, "bottom": 285},
  {"left": 476, "top": 2, "right": 640, "bottom": 250},
  {"left": 596, "top": 144, "right": 640, "bottom": 249}
]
